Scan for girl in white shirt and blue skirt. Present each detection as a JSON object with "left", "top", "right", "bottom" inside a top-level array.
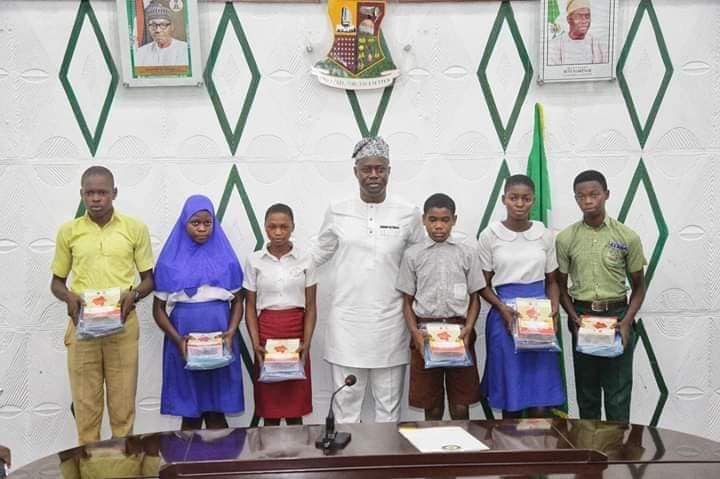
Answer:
[{"left": 477, "top": 175, "right": 565, "bottom": 418}]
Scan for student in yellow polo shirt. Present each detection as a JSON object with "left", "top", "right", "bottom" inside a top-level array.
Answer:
[
  {"left": 51, "top": 166, "right": 154, "bottom": 444},
  {"left": 556, "top": 170, "right": 646, "bottom": 423}
]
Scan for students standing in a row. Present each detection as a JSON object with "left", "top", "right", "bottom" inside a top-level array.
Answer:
[
  {"left": 51, "top": 157, "right": 646, "bottom": 443},
  {"left": 478, "top": 169, "right": 646, "bottom": 421}
]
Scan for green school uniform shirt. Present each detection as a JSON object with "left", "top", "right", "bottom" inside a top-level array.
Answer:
[{"left": 556, "top": 216, "right": 646, "bottom": 301}]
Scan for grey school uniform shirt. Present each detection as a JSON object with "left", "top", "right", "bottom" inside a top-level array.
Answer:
[{"left": 396, "top": 237, "right": 486, "bottom": 319}]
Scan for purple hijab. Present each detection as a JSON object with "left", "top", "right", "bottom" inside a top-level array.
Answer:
[{"left": 155, "top": 195, "right": 243, "bottom": 296}]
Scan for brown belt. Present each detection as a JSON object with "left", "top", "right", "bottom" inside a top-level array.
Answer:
[
  {"left": 573, "top": 298, "right": 627, "bottom": 313},
  {"left": 416, "top": 316, "right": 464, "bottom": 325}
]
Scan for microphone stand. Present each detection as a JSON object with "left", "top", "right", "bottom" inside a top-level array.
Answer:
[{"left": 315, "top": 377, "right": 354, "bottom": 454}]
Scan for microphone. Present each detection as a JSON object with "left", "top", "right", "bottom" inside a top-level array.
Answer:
[{"left": 315, "top": 375, "right": 356, "bottom": 453}]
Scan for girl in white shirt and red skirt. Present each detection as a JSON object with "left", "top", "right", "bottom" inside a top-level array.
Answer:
[{"left": 244, "top": 204, "right": 317, "bottom": 425}]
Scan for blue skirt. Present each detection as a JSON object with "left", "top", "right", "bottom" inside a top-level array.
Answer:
[
  {"left": 480, "top": 280, "right": 565, "bottom": 412},
  {"left": 161, "top": 300, "right": 244, "bottom": 418}
]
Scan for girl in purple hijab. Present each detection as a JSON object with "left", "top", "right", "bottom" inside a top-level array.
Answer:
[{"left": 153, "top": 195, "right": 244, "bottom": 430}]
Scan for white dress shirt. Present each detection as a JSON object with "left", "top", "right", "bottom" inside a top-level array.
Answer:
[
  {"left": 477, "top": 221, "right": 558, "bottom": 287},
  {"left": 135, "top": 38, "right": 189, "bottom": 67},
  {"left": 313, "top": 196, "right": 424, "bottom": 368},
  {"left": 243, "top": 245, "right": 317, "bottom": 312}
]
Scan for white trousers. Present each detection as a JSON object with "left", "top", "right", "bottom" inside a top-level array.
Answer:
[{"left": 330, "top": 363, "right": 406, "bottom": 423}]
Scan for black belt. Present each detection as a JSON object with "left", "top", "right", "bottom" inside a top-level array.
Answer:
[
  {"left": 573, "top": 298, "right": 627, "bottom": 313},
  {"left": 416, "top": 316, "right": 464, "bottom": 325}
]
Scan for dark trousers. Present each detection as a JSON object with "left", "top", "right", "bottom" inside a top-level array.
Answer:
[{"left": 571, "top": 304, "right": 635, "bottom": 422}]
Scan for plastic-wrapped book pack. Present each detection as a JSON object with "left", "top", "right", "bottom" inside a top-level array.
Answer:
[
  {"left": 76, "top": 288, "right": 124, "bottom": 339},
  {"left": 259, "top": 338, "right": 306, "bottom": 383},
  {"left": 185, "top": 332, "right": 234, "bottom": 370},
  {"left": 512, "top": 298, "right": 560, "bottom": 352},
  {"left": 576, "top": 316, "right": 624, "bottom": 358},
  {"left": 423, "top": 323, "right": 472, "bottom": 368}
]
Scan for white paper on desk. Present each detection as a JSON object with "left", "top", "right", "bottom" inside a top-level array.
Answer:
[{"left": 399, "top": 426, "right": 489, "bottom": 453}]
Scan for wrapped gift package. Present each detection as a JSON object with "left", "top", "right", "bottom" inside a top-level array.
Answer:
[
  {"left": 76, "top": 288, "right": 124, "bottom": 339},
  {"left": 512, "top": 298, "right": 560, "bottom": 352},
  {"left": 576, "top": 316, "right": 624, "bottom": 357},
  {"left": 185, "top": 332, "right": 234, "bottom": 370},
  {"left": 259, "top": 338, "right": 306, "bottom": 383},
  {"left": 422, "top": 323, "right": 471, "bottom": 368}
]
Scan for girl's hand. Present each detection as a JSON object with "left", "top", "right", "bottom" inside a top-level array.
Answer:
[
  {"left": 297, "top": 341, "right": 311, "bottom": 362},
  {"left": 499, "top": 304, "right": 518, "bottom": 334},
  {"left": 175, "top": 336, "right": 188, "bottom": 360},
  {"left": 222, "top": 330, "right": 235, "bottom": 353},
  {"left": 550, "top": 307, "right": 559, "bottom": 332},
  {"left": 253, "top": 342, "right": 267, "bottom": 363}
]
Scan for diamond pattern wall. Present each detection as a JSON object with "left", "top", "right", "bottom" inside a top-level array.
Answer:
[
  {"left": 477, "top": 1, "right": 532, "bottom": 152},
  {"left": 616, "top": 0, "right": 673, "bottom": 427},
  {"left": 0, "top": 0, "right": 715, "bottom": 469},
  {"left": 616, "top": 0, "right": 673, "bottom": 149},
  {"left": 204, "top": 3, "right": 260, "bottom": 155},
  {"left": 59, "top": 0, "right": 118, "bottom": 156}
]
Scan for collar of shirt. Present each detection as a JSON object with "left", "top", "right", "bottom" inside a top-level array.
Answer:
[
  {"left": 580, "top": 216, "right": 609, "bottom": 231},
  {"left": 260, "top": 244, "right": 299, "bottom": 261},
  {"left": 421, "top": 235, "right": 462, "bottom": 249},
  {"left": 81, "top": 210, "right": 119, "bottom": 229},
  {"left": 489, "top": 220, "right": 544, "bottom": 242}
]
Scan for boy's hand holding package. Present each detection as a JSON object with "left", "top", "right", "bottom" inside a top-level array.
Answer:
[
  {"left": 119, "top": 290, "right": 137, "bottom": 323},
  {"left": 459, "top": 323, "right": 474, "bottom": 343},
  {"left": 412, "top": 327, "right": 428, "bottom": 352},
  {"left": 618, "top": 315, "right": 634, "bottom": 348},
  {"left": 65, "top": 291, "right": 84, "bottom": 326}
]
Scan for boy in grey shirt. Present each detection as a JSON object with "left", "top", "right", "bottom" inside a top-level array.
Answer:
[{"left": 396, "top": 193, "right": 486, "bottom": 420}]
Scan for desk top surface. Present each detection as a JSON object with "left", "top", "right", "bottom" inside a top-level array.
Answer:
[{"left": 10, "top": 419, "right": 720, "bottom": 479}]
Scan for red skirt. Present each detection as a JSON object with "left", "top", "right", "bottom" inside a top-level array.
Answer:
[{"left": 254, "top": 308, "right": 312, "bottom": 419}]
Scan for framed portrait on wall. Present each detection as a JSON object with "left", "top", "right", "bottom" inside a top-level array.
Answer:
[
  {"left": 538, "top": 0, "right": 617, "bottom": 83},
  {"left": 116, "top": 0, "right": 203, "bottom": 87}
]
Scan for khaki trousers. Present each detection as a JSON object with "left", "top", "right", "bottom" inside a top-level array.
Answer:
[{"left": 65, "top": 312, "right": 139, "bottom": 444}]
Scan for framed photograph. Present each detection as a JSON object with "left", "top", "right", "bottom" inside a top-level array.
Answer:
[
  {"left": 117, "top": 0, "right": 202, "bottom": 87},
  {"left": 538, "top": 0, "right": 617, "bottom": 83}
]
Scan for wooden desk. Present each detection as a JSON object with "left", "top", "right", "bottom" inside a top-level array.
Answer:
[{"left": 11, "top": 419, "right": 720, "bottom": 479}]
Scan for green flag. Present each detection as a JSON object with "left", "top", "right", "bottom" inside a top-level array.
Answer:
[
  {"left": 527, "top": 103, "right": 551, "bottom": 225},
  {"left": 547, "top": 0, "right": 561, "bottom": 24},
  {"left": 548, "top": 0, "right": 562, "bottom": 38},
  {"left": 526, "top": 104, "right": 569, "bottom": 416}
]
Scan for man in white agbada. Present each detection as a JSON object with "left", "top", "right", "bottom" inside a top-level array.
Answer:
[
  {"left": 135, "top": 3, "right": 189, "bottom": 67},
  {"left": 313, "top": 137, "right": 424, "bottom": 423},
  {"left": 548, "top": 0, "right": 608, "bottom": 65}
]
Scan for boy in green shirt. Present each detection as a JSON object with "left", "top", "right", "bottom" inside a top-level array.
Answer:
[{"left": 556, "top": 170, "right": 646, "bottom": 422}]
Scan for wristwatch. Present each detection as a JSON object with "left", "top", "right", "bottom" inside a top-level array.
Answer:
[{"left": 133, "top": 289, "right": 141, "bottom": 303}]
